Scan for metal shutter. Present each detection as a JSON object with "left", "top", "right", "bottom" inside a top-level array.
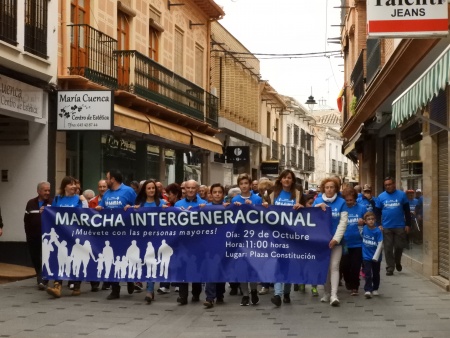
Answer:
[{"left": 438, "top": 131, "right": 449, "bottom": 278}]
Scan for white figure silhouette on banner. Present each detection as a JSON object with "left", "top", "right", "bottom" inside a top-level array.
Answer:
[
  {"left": 144, "top": 241, "right": 158, "bottom": 278},
  {"left": 55, "top": 240, "right": 69, "bottom": 277},
  {"left": 41, "top": 239, "right": 54, "bottom": 276},
  {"left": 102, "top": 240, "right": 114, "bottom": 279},
  {"left": 42, "top": 228, "right": 59, "bottom": 245},
  {"left": 71, "top": 238, "right": 83, "bottom": 278},
  {"left": 158, "top": 240, "right": 173, "bottom": 279},
  {"left": 81, "top": 240, "right": 96, "bottom": 278},
  {"left": 120, "top": 255, "right": 128, "bottom": 278},
  {"left": 126, "top": 240, "right": 140, "bottom": 279},
  {"left": 113, "top": 256, "right": 121, "bottom": 278},
  {"left": 94, "top": 253, "right": 105, "bottom": 278}
]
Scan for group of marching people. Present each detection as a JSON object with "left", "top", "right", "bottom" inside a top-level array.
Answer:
[{"left": 27, "top": 168, "right": 386, "bottom": 308}]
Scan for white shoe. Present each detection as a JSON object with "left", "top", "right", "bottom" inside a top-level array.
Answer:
[
  {"left": 330, "top": 296, "right": 340, "bottom": 306},
  {"left": 175, "top": 287, "right": 179, "bottom": 292},
  {"left": 365, "top": 291, "right": 372, "bottom": 299},
  {"left": 258, "top": 287, "right": 269, "bottom": 295},
  {"left": 320, "top": 294, "right": 330, "bottom": 303},
  {"left": 157, "top": 287, "right": 170, "bottom": 294},
  {"left": 372, "top": 290, "right": 379, "bottom": 296}
]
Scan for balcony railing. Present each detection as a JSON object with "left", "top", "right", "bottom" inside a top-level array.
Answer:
[
  {"left": 366, "top": 39, "right": 381, "bottom": 87},
  {"left": 331, "top": 159, "right": 336, "bottom": 173},
  {"left": 290, "top": 146, "right": 297, "bottom": 167},
  {"left": 350, "top": 49, "right": 365, "bottom": 103},
  {"left": 68, "top": 24, "right": 118, "bottom": 89},
  {"left": 308, "top": 156, "right": 315, "bottom": 172},
  {"left": 114, "top": 50, "right": 218, "bottom": 126},
  {"left": 344, "top": 163, "right": 348, "bottom": 176},
  {"left": 298, "top": 149, "right": 303, "bottom": 170},
  {"left": 280, "top": 145, "right": 286, "bottom": 166},
  {"left": 338, "top": 161, "right": 343, "bottom": 175},
  {"left": 0, "top": 0, "right": 17, "bottom": 45}
]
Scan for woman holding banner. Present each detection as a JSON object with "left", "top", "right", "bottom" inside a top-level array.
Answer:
[
  {"left": 313, "top": 177, "right": 348, "bottom": 306},
  {"left": 263, "top": 169, "right": 305, "bottom": 307},
  {"left": 46, "top": 176, "right": 87, "bottom": 298},
  {"left": 133, "top": 179, "right": 167, "bottom": 304}
]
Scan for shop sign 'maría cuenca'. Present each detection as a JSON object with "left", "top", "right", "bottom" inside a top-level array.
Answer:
[
  {"left": 367, "top": 0, "right": 448, "bottom": 38},
  {"left": 57, "top": 90, "right": 114, "bottom": 131}
]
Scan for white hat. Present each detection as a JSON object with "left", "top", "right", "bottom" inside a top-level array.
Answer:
[{"left": 416, "top": 189, "right": 422, "bottom": 192}]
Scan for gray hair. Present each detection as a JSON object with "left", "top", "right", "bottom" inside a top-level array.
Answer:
[
  {"left": 37, "top": 181, "right": 50, "bottom": 190},
  {"left": 228, "top": 187, "right": 241, "bottom": 199},
  {"left": 83, "top": 189, "right": 95, "bottom": 200}
]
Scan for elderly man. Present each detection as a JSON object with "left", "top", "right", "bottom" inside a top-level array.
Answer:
[
  {"left": 174, "top": 179, "right": 207, "bottom": 305},
  {"left": 198, "top": 184, "right": 208, "bottom": 200},
  {"left": 24, "top": 182, "right": 52, "bottom": 290},
  {"left": 88, "top": 180, "right": 108, "bottom": 208},
  {"left": 375, "top": 177, "right": 411, "bottom": 276}
]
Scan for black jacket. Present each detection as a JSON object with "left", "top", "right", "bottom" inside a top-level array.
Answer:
[{"left": 24, "top": 196, "right": 52, "bottom": 240}]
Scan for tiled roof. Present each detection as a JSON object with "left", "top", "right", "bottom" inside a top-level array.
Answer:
[{"left": 317, "top": 113, "right": 341, "bottom": 125}]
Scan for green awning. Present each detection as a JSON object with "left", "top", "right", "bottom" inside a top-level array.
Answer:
[{"left": 391, "top": 45, "right": 450, "bottom": 128}]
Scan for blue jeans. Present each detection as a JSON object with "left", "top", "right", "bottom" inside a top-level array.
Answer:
[
  {"left": 146, "top": 282, "right": 155, "bottom": 292},
  {"left": 274, "top": 283, "right": 292, "bottom": 296},
  {"left": 363, "top": 260, "right": 380, "bottom": 292}
]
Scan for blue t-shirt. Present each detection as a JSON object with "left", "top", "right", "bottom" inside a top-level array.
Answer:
[
  {"left": 52, "top": 195, "right": 82, "bottom": 208},
  {"left": 142, "top": 200, "right": 167, "bottom": 208},
  {"left": 206, "top": 201, "right": 224, "bottom": 206},
  {"left": 174, "top": 196, "right": 207, "bottom": 209},
  {"left": 362, "top": 225, "right": 383, "bottom": 261},
  {"left": 99, "top": 184, "right": 137, "bottom": 209},
  {"left": 407, "top": 198, "right": 418, "bottom": 213},
  {"left": 313, "top": 195, "right": 346, "bottom": 236},
  {"left": 375, "top": 190, "right": 409, "bottom": 228},
  {"left": 231, "top": 191, "right": 262, "bottom": 205},
  {"left": 273, "top": 190, "right": 295, "bottom": 206},
  {"left": 343, "top": 203, "right": 366, "bottom": 248},
  {"left": 357, "top": 195, "right": 377, "bottom": 213}
]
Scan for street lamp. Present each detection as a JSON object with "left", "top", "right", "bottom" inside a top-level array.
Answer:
[{"left": 305, "top": 87, "right": 317, "bottom": 113}]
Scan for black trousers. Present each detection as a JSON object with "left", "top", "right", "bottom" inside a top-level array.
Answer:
[
  {"left": 341, "top": 247, "right": 362, "bottom": 290},
  {"left": 26, "top": 237, "right": 42, "bottom": 283},
  {"left": 178, "top": 282, "right": 202, "bottom": 300}
]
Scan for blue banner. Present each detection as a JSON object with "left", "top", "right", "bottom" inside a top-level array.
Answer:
[{"left": 41, "top": 205, "right": 332, "bottom": 284}]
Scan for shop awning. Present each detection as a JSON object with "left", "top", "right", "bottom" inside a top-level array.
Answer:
[
  {"left": 189, "top": 129, "right": 223, "bottom": 154},
  {"left": 392, "top": 45, "right": 450, "bottom": 128},
  {"left": 343, "top": 123, "right": 363, "bottom": 156},
  {"left": 114, "top": 105, "right": 222, "bottom": 152}
]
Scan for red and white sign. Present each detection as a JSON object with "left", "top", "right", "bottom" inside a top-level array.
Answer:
[{"left": 367, "top": 0, "right": 448, "bottom": 38}]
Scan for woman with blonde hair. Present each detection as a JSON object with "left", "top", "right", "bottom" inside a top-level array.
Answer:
[{"left": 313, "top": 177, "right": 348, "bottom": 306}]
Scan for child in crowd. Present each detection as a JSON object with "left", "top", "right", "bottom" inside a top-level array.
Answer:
[{"left": 361, "top": 211, "right": 383, "bottom": 298}]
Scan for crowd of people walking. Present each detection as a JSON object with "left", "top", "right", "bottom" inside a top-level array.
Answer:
[{"left": 19, "top": 169, "right": 415, "bottom": 309}]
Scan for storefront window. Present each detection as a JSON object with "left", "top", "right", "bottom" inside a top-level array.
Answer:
[{"left": 400, "top": 124, "right": 423, "bottom": 263}]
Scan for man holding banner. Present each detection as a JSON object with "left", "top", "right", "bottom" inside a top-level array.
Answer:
[{"left": 96, "top": 169, "right": 136, "bottom": 300}]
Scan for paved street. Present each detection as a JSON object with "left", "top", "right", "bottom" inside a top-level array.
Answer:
[{"left": 1, "top": 266, "right": 450, "bottom": 338}]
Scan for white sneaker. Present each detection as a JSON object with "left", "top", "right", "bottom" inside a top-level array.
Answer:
[
  {"left": 175, "top": 287, "right": 179, "bottom": 292},
  {"left": 365, "top": 291, "right": 372, "bottom": 299},
  {"left": 258, "top": 287, "right": 269, "bottom": 295},
  {"left": 157, "top": 287, "right": 170, "bottom": 294},
  {"left": 320, "top": 294, "right": 330, "bottom": 303},
  {"left": 330, "top": 296, "right": 340, "bottom": 306},
  {"left": 372, "top": 290, "right": 379, "bottom": 296}
]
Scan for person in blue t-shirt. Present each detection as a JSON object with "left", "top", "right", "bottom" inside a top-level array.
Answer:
[
  {"left": 313, "top": 177, "right": 348, "bottom": 307},
  {"left": 174, "top": 179, "right": 207, "bottom": 305},
  {"left": 95, "top": 169, "right": 137, "bottom": 300},
  {"left": 357, "top": 184, "right": 377, "bottom": 213},
  {"left": 200, "top": 183, "right": 227, "bottom": 309},
  {"left": 361, "top": 211, "right": 383, "bottom": 298},
  {"left": 341, "top": 187, "right": 366, "bottom": 296},
  {"left": 131, "top": 179, "right": 167, "bottom": 304},
  {"left": 262, "top": 169, "right": 305, "bottom": 307},
  {"left": 46, "top": 176, "right": 87, "bottom": 299},
  {"left": 231, "top": 173, "right": 263, "bottom": 306},
  {"left": 374, "top": 177, "right": 411, "bottom": 276}
]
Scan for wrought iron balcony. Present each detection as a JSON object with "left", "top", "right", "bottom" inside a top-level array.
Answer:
[
  {"left": 113, "top": 50, "right": 218, "bottom": 127},
  {"left": 67, "top": 24, "right": 118, "bottom": 89},
  {"left": 0, "top": 0, "right": 17, "bottom": 45},
  {"left": 290, "top": 146, "right": 297, "bottom": 168},
  {"left": 271, "top": 140, "right": 280, "bottom": 160},
  {"left": 366, "top": 39, "right": 381, "bottom": 87},
  {"left": 350, "top": 49, "right": 366, "bottom": 103}
]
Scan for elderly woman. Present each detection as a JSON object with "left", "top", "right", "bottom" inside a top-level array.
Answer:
[{"left": 313, "top": 177, "right": 348, "bottom": 306}]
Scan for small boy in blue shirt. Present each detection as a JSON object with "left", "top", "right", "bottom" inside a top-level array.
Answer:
[{"left": 362, "top": 211, "right": 383, "bottom": 298}]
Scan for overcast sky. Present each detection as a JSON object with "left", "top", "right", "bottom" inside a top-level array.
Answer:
[{"left": 215, "top": 0, "right": 343, "bottom": 109}]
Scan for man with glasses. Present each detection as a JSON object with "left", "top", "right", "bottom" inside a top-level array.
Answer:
[{"left": 375, "top": 177, "right": 411, "bottom": 276}]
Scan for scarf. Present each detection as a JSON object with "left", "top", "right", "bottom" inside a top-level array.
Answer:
[{"left": 322, "top": 193, "right": 337, "bottom": 203}]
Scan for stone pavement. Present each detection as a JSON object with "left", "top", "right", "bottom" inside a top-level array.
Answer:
[{"left": 0, "top": 267, "right": 450, "bottom": 338}]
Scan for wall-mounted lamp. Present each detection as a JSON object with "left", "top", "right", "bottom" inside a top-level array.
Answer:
[
  {"left": 273, "top": 127, "right": 278, "bottom": 132},
  {"left": 168, "top": 0, "right": 185, "bottom": 10},
  {"left": 189, "top": 20, "right": 205, "bottom": 29}
]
